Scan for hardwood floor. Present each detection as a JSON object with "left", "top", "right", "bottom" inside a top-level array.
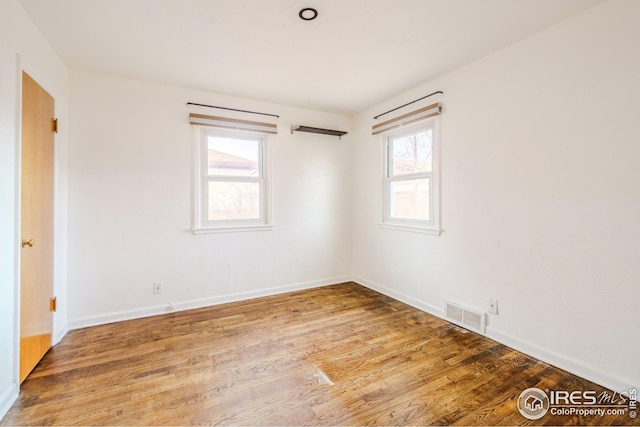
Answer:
[{"left": 1, "top": 283, "right": 635, "bottom": 426}]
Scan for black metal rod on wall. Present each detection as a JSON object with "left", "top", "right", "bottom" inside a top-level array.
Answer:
[
  {"left": 187, "top": 102, "right": 280, "bottom": 119},
  {"left": 373, "top": 91, "right": 443, "bottom": 120}
]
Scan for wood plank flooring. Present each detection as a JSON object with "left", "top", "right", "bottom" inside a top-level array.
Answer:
[{"left": 1, "top": 283, "right": 635, "bottom": 426}]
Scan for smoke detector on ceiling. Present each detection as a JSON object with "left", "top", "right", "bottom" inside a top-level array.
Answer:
[{"left": 299, "top": 7, "right": 318, "bottom": 21}]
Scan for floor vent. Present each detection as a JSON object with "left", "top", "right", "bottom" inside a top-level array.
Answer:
[{"left": 444, "top": 300, "right": 486, "bottom": 334}]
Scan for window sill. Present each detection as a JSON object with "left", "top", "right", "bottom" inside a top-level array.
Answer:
[
  {"left": 192, "top": 224, "right": 274, "bottom": 234},
  {"left": 378, "top": 223, "right": 442, "bottom": 236}
]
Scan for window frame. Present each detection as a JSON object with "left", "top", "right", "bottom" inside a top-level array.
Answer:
[
  {"left": 381, "top": 118, "right": 441, "bottom": 235},
  {"left": 192, "top": 127, "right": 272, "bottom": 234}
]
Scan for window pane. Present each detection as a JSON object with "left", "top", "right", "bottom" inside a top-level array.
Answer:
[
  {"left": 390, "top": 178, "right": 430, "bottom": 221},
  {"left": 208, "top": 136, "right": 259, "bottom": 177},
  {"left": 391, "top": 130, "right": 432, "bottom": 176},
  {"left": 208, "top": 181, "right": 260, "bottom": 221}
]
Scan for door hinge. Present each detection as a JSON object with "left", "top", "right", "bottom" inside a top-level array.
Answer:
[
  {"left": 52, "top": 118, "right": 58, "bottom": 133},
  {"left": 50, "top": 297, "right": 57, "bottom": 312}
]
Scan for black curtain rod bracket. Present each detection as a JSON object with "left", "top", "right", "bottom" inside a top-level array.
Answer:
[
  {"left": 373, "top": 91, "right": 443, "bottom": 120},
  {"left": 187, "top": 102, "right": 279, "bottom": 119}
]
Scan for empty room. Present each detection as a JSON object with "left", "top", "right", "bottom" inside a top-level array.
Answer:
[{"left": 0, "top": 0, "right": 638, "bottom": 425}]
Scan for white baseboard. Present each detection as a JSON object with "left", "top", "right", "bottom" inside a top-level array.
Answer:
[
  {"left": 353, "top": 275, "right": 444, "bottom": 318},
  {"left": 53, "top": 323, "right": 69, "bottom": 346},
  {"left": 0, "top": 382, "right": 18, "bottom": 422},
  {"left": 63, "top": 274, "right": 636, "bottom": 395},
  {"left": 484, "top": 327, "right": 635, "bottom": 395},
  {"left": 68, "top": 276, "right": 352, "bottom": 330},
  {"left": 352, "top": 276, "right": 635, "bottom": 395}
]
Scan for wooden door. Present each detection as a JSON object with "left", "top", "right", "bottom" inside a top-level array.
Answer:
[{"left": 20, "top": 71, "right": 55, "bottom": 383}]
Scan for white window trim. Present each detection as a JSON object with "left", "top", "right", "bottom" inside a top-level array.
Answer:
[
  {"left": 192, "top": 127, "right": 272, "bottom": 234},
  {"left": 380, "top": 118, "right": 441, "bottom": 235}
]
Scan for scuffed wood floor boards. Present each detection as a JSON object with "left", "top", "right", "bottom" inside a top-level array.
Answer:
[{"left": 1, "top": 282, "right": 634, "bottom": 426}]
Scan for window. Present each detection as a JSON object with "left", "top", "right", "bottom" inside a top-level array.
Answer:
[
  {"left": 383, "top": 119, "right": 440, "bottom": 234},
  {"left": 193, "top": 127, "right": 270, "bottom": 232}
]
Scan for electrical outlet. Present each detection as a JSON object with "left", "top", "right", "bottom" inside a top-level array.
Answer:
[
  {"left": 488, "top": 299, "right": 498, "bottom": 314},
  {"left": 153, "top": 282, "right": 163, "bottom": 294}
]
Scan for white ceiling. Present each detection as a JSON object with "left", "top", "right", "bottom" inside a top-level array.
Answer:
[{"left": 19, "top": 0, "right": 603, "bottom": 115}]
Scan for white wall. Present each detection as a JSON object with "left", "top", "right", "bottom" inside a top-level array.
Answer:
[
  {"left": 66, "top": 70, "right": 353, "bottom": 327},
  {"left": 0, "top": 41, "right": 20, "bottom": 421},
  {"left": 352, "top": 0, "right": 639, "bottom": 393},
  {"left": 0, "top": 0, "right": 69, "bottom": 419}
]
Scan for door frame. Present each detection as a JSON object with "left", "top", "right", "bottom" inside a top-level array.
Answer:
[{"left": 14, "top": 65, "right": 26, "bottom": 386}]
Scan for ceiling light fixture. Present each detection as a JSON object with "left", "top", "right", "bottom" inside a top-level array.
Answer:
[{"left": 299, "top": 7, "right": 318, "bottom": 21}]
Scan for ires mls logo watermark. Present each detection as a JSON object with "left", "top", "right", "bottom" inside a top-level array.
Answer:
[
  {"left": 517, "top": 387, "right": 637, "bottom": 420},
  {"left": 517, "top": 388, "right": 550, "bottom": 420}
]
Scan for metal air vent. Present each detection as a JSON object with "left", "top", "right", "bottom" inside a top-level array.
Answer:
[{"left": 445, "top": 300, "right": 486, "bottom": 334}]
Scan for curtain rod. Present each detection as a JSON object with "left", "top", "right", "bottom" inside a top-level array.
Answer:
[
  {"left": 373, "top": 91, "right": 443, "bottom": 120},
  {"left": 187, "top": 102, "right": 280, "bottom": 119}
]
